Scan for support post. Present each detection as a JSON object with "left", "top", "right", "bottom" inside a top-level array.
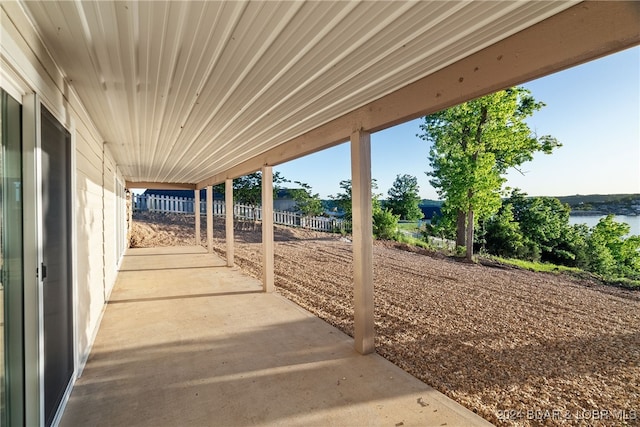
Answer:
[
  {"left": 261, "top": 166, "right": 275, "bottom": 292},
  {"left": 225, "top": 179, "right": 234, "bottom": 267},
  {"left": 351, "top": 129, "right": 374, "bottom": 355},
  {"left": 206, "top": 185, "right": 213, "bottom": 253},
  {"left": 194, "top": 189, "right": 201, "bottom": 246}
]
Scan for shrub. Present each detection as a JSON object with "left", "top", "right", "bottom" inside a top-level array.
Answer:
[
  {"left": 373, "top": 208, "right": 400, "bottom": 240},
  {"left": 484, "top": 204, "right": 524, "bottom": 257}
]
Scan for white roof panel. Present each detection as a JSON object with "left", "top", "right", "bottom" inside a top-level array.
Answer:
[{"left": 22, "top": 0, "right": 576, "bottom": 183}]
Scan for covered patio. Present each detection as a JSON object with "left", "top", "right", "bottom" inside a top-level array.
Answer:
[
  {"left": 60, "top": 246, "right": 490, "bottom": 426},
  {"left": 2, "top": 1, "right": 638, "bottom": 425}
]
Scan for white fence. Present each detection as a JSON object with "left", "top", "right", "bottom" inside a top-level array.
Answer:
[{"left": 133, "top": 194, "right": 350, "bottom": 233}]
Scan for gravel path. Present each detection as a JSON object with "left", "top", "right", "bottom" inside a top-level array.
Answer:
[{"left": 132, "top": 212, "right": 640, "bottom": 426}]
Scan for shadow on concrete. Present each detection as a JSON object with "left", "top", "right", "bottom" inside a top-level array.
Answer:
[
  {"left": 108, "top": 290, "right": 263, "bottom": 305},
  {"left": 118, "top": 265, "right": 229, "bottom": 273},
  {"left": 60, "top": 247, "right": 489, "bottom": 426}
]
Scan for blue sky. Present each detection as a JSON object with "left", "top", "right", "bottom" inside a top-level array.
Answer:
[{"left": 275, "top": 46, "right": 640, "bottom": 200}]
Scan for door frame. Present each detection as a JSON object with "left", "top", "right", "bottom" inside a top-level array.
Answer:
[
  {"left": 22, "top": 92, "right": 43, "bottom": 426},
  {"left": 1, "top": 80, "right": 26, "bottom": 426}
]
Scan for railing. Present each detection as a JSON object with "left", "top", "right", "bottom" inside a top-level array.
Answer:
[{"left": 132, "top": 194, "right": 350, "bottom": 233}]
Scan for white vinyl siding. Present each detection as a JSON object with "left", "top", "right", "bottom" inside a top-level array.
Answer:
[{"left": 1, "top": 2, "right": 126, "bottom": 372}]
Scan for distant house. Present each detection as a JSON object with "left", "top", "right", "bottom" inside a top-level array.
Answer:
[{"left": 274, "top": 188, "right": 300, "bottom": 211}]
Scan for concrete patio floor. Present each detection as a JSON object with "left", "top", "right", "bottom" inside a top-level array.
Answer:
[{"left": 61, "top": 246, "right": 491, "bottom": 427}]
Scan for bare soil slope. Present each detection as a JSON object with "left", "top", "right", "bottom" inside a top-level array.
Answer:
[{"left": 131, "top": 212, "right": 640, "bottom": 426}]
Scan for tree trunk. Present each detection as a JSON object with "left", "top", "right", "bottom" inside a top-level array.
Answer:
[
  {"left": 456, "top": 210, "right": 466, "bottom": 248},
  {"left": 466, "top": 208, "right": 474, "bottom": 262}
]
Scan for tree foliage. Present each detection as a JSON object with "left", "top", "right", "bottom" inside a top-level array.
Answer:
[
  {"left": 587, "top": 215, "right": 640, "bottom": 278},
  {"left": 386, "top": 174, "right": 424, "bottom": 221},
  {"left": 373, "top": 208, "right": 400, "bottom": 240},
  {"left": 330, "top": 178, "right": 399, "bottom": 239},
  {"left": 481, "top": 190, "right": 640, "bottom": 280},
  {"left": 231, "top": 171, "right": 288, "bottom": 206},
  {"left": 419, "top": 87, "right": 560, "bottom": 260},
  {"left": 330, "top": 179, "right": 354, "bottom": 219},
  {"left": 484, "top": 203, "right": 524, "bottom": 258},
  {"left": 289, "top": 181, "right": 324, "bottom": 217},
  {"left": 505, "top": 189, "right": 573, "bottom": 263},
  {"left": 329, "top": 179, "right": 380, "bottom": 220}
]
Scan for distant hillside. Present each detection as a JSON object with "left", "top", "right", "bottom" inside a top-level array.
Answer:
[
  {"left": 328, "top": 194, "right": 639, "bottom": 219},
  {"left": 556, "top": 194, "right": 639, "bottom": 205},
  {"left": 419, "top": 199, "right": 443, "bottom": 207},
  {"left": 368, "top": 199, "right": 443, "bottom": 220},
  {"left": 418, "top": 199, "right": 443, "bottom": 220},
  {"left": 555, "top": 194, "right": 640, "bottom": 216}
]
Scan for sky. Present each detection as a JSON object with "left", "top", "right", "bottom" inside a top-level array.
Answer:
[{"left": 275, "top": 46, "right": 640, "bottom": 200}]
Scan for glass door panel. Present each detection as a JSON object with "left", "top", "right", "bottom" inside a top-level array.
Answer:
[
  {"left": 1, "top": 89, "right": 24, "bottom": 426},
  {"left": 41, "top": 106, "right": 72, "bottom": 427}
]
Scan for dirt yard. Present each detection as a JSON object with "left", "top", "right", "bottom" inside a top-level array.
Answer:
[{"left": 131, "top": 212, "right": 640, "bottom": 426}]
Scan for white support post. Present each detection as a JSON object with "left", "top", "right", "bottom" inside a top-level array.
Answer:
[
  {"left": 261, "top": 166, "right": 275, "bottom": 292},
  {"left": 225, "top": 179, "right": 234, "bottom": 267},
  {"left": 194, "top": 189, "right": 201, "bottom": 246},
  {"left": 206, "top": 185, "right": 213, "bottom": 253},
  {"left": 351, "top": 129, "right": 375, "bottom": 355}
]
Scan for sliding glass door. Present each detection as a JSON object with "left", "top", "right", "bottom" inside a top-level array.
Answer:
[
  {"left": 40, "top": 106, "right": 73, "bottom": 427},
  {"left": 1, "top": 89, "right": 24, "bottom": 425}
]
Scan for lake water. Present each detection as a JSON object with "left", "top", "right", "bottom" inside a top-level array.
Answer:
[{"left": 569, "top": 214, "right": 640, "bottom": 236}]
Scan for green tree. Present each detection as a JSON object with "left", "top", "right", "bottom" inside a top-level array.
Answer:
[
  {"left": 386, "top": 174, "right": 424, "bottom": 221},
  {"left": 330, "top": 179, "right": 380, "bottom": 220},
  {"left": 485, "top": 190, "right": 591, "bottom": 269},
  {"left": 507, "top": 190, "right": 572, "bottom": 262},
  {"left": 424, "top": 202, "right": 457, "bottom": 241},
  {"left": 558, "top": 223, "right": 591, "bottom": 269},
  {"left": 484, "top": 204, "right": 524, "bottom": 257},
  {"left": 290, "top": 181, "right": 324, "bottom": 217},
  {"left": 231, "top": 171, "right": 288, "bottom": 206},
  {"left": 419, "top": 87, "right": 560, "bottom": 261},
  {"left": 330, "top": 179, "right": 353, "bottom": 219},
  {"left": 330, "top": 178, "right": 397, "bottom": 238},
  {"left": 587, "top": 215, "right": 640, "bottom": 278},
  {"left": 220, "top": 171, "right": 288, "bottom": 227}
]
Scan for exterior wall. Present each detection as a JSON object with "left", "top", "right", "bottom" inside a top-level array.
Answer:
[
  {"left": 103, "top": 153, "right": 118, "bottom": 299},
  {"left": 1, "top": 0, "right": 127, "bottom": 411},
  {"left": 74, "top": 129, "right": 108, "bottom": 364}
]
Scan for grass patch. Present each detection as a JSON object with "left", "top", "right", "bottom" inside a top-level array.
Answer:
[
  {"left": 387, "top": 232, "right": 640, "bottom": 291},
  {"left": 481, "top": 255, "right": 640, "bottom": 290},
  {"left": 394, "top": 232, "right": 431, "bottom": 249},
  {"left": 600, "top": 276, "right": 640, "bottom": 289},
  {"left": 483, "top": 255, "right": 581, "bottom": 274},
  {"left": 397, "top": 221, "right": 420, "bottom": 233}
]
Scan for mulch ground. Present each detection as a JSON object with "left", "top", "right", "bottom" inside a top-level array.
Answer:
[{"left": 131, "top": 212, "right": 640, "bottom": 426}]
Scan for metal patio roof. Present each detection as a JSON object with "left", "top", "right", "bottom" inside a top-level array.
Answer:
[{"left": 18, "top": 1, "right": 639, "bottom": 188}]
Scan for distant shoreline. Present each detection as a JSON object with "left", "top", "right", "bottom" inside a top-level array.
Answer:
[{"left": 570, "top": 210, "right": 639, "bottom": 217}]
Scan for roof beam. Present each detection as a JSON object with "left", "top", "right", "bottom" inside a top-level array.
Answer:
[
  {"left": 197, "top": 1, "right": 639, "bottom": 189},
  {"left": 126, "top": 181, "right": 196, "bottom": 190}
]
